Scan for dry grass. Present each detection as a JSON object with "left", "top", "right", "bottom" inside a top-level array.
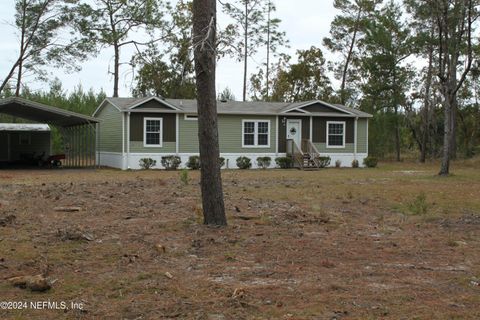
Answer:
[{"left": 0, "top": 159, "right": 479, "bottom": 319}]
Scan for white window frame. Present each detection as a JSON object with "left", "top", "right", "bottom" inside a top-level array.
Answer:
[
  {"left": 242, "top": 119, "right": 271, "bottom": 148},
  {"left": 184, "top": 114, "right": 198, "bottom": 121},
  {"left": 326, "top": 121, "right": 346, "bottom": 148},
  {"left": 143, "top": 117, "right": 163, "bottom": 147}
]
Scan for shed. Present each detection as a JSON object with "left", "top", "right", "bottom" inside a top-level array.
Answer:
[
  {"left": 0, "top": 123, "right": 51, "bottom": 163},
  {"left": 0, "top": 97, "right": 99, "bottom": 168}
]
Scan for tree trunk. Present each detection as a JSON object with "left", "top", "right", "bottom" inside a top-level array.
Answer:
[
  {"left": 242, "top": 1, "right": 248, "bottom": 102},
  {"left": 113, "top": 42, "right": 120, "bottom": 97},
  {"left": 265, "top": 0, "right": 271, "bottom": 100},
  {"left": 449, "top": 99, "right": 457, "bottom": 159},
  {"left": 420, "top": 38, "right": 434, "bottom": 163},
  {"left": 340, "top": 6, "right": 362, "bottom": 105},
  {"left": 394, "top": 105, "right": 401, "bottom": 161},
  {"left": 15, "top": 59, "right": 23, "bottom": 97},
  {"left": 192, "top": 0, "right": 227, "bottom": 226},
  {"left": 439, "top": 96, "right": 451, "bottom": 176},
  {"left": 0, "top": 60, "right": 21, "bottom": 95}
]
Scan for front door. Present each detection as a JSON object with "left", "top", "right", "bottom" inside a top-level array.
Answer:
[
  {"left": 286, "top": 119, "right": 302, "bottom": 147},
  {"left": 0, "top": 133, "right": 9, "bottom": 161}
]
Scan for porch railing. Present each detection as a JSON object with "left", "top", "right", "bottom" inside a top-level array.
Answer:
[
  {"left": 286, "top": 139, "right": 304, "bottom": 169},
  {"left": 301, "top": 139, "right": 321, "bottom": 168}
]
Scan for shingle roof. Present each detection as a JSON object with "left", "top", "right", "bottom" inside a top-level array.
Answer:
[{"left": 103, "top": 97, "right": 372, "bottom": 118}]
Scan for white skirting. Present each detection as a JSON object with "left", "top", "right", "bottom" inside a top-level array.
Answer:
[{"left": 96, "top": 151, "right": 369, "bottom": 170}]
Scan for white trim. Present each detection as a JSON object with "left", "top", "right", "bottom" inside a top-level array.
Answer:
[
  {"left": 354, "top": 117, "right": 358, "bottom": 160},
  {"left": 126, "top": 109, "right": 365, "bottom": 117},
  {"left": 184, "top": 114, "right": 198, "bottom": 120},
  {"left": 309, "top": 116, "right": 313, "bottom": 142},
  {"left": 128, "top": 96, "right": 180, "bottom": 111},
  {"left": 275, "top": 116, "right": 279, "bottom": 155},
  {"left": 282, "top": 100, "right": 355, "bottom": 115},
  {"left": 366, "top": 119, "right": 369, "bottom": 154},
  {"left": 286, "top": 118, "right": 302, "bottom": 147},
  {"left": 121, "top": 112, "right": 125, "bottom": 154},
  {"left": 241, "top": 119, "right": 271, "bottom": 148},
  {"left": 326, "top": 121, "right": 346, "bottom": 148},
  {"left": 175, "top": 114, "right": 179, "bottom": 153},
  {"left": 126, "top": 112, "right": 131, "bottom": 169},
  {"left": 92, "top": 98, "right": 122, "bottom": 117},
  {"left": 143, "top": 117, "right": 163, "bottom": 148}
]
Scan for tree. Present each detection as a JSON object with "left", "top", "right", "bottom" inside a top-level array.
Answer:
[
  {"left": 404, "top": 0, "right": 440, "bottom": 162},
  {"left": 323, "top": 0, "right": 381, "bottom": 105},
  {"left": 431, "top": 0, "right": 478, "bottom": 175},
  {"left": 75, "top": 0, "right": 168, "bottom": 97},
  {"left": 359, "top": 1, "right": 413, "bottom": 161},
  {"left": 0, "top": 0, "right": 89, "bottom": 96},
  {"left": 265, "top": 47, "right": 334, "bottom": 102},
  {"left": 222, "top": 0, "right": 287, "bottom": 101},
  {"left": 192, "top": 0, "right": 227, "bottom": 225},
  {"left": 218, "top": 87, "right": 236, "bottom": 101}
]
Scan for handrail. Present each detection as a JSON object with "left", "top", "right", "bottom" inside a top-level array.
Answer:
[
  {"left": 286, "top": 139, "right": 304, "bottom": 169},
  {"left": 302, "top": 139, "right": 321, "bottom": 168}
]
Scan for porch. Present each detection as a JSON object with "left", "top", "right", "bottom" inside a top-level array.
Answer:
[{"left": 286, "top": 139, "right": 325, "bottom": 170}]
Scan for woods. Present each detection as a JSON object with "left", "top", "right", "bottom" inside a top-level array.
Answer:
[{"left": 1, "top": 0, "right": 479, "bottom": 174}]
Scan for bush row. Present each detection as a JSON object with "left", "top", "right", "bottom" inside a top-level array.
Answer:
[{"left": 139, "top": 155, "right": 378, "bottom": 170}]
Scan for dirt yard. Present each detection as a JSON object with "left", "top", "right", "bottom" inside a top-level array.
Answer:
[{"left": 0, "top": 159, "right": 479, "bottom": 319}]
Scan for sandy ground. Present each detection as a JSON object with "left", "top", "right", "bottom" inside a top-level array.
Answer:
[{"left": 0, "top": 161, "right": 479, "bottom": 319}]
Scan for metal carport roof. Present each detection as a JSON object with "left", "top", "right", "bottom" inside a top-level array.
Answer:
[{"left": 0, "top": 97, "right": 99, "bottom": 127}]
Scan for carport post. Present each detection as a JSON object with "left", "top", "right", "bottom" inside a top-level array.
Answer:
[{"left": 96, "top": 122, "right": 100, "bottom": 168}]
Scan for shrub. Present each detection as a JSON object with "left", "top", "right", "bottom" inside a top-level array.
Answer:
[
  {"left": 256, "top": 156, "right": 271, "bottom": 169},
  {"left": 219, "top": 157, "right": 225, "bottom": 168},
  {"left": 351, "top": 159, "right": 359, "bottom": 168},
  {"left": 318, "top": 156, "right": 331, "bottom": 168},
  {"left": 363, "top": 156, "right": 378, "bottom": 168},
  {"left": 407, "top": 192, "right": 429, "bottom": 215},
  {"left": 335, "top": 159, "right": 342, "bottom": 168},
  {"left": 187, "top": 155, "right": 201, "bottom": 170},
  {"left": 139, "top": 158, "right": 156, "bottom": 170},
  {"left": 236, "top": 156, "right": 252, "bottom": 169},
  {"left": 179, "top": 169, "right": 189, "bottom": 185},
  {"left": 161, "top": 155, "right": 181, "bottom": 170},
  {"left": 275, "top": 157, "right": 293, "bottom": 169}
]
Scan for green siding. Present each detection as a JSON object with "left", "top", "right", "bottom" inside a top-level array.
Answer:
[
  {"left": 314, "top": 143, "right": 355, "bottom": 153},
  {"left": 179, "top": 114, "right": 277, "bottom": 153},
  {"left": 97, "top": 103, "right": 123, "bottom": 153},
  {"left": 179, "top": 115, "right": 199, "bottom": 153},
  {"left": 219, "top": 115, "right": 276, "bottom": 153},
  {"left": 357, "top": 118, "right": 368, "bottom": 153},
  {"left": 129, "top": 141, "right": 176, "bottom": 153}
]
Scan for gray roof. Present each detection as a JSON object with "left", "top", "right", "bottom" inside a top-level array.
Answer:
[
  {"left": 0, "top": 97, "right": 99, "bottom": 127},
  {"left": 102, "top": 96, "right": 372, "bottom": 118}
]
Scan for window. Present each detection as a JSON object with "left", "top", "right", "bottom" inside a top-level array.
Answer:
[
  {"left": 144, "top": 117, "right": 163, "bottom": 147},
  {"left": 242, "top": 120, "right": 270, "bottom": 148},
  {"left": 326, "top": 121, "right": 345, "bottom": 148},
  {"left": 184, "top": 114, "right": 198, "bottom": 121},
  {"left": 19, "top": 133, "right": 31, "bottom": 145}
]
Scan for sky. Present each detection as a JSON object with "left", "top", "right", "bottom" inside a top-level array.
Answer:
[{"left": 0, "top": 0, "right": 336, "bottom": 99}]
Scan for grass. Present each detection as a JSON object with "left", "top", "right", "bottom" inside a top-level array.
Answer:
[{"left": 0, "top": 158, "right": 479, "bottom": 319}]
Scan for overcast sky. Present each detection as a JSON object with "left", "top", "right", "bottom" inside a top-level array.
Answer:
[{"left": 0, "top": 0, "right": 336, "bottom": 99}]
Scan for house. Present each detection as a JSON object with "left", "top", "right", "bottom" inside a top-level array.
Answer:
[{"left": 93, "top": 96, "right": 372, "bottom": 169}]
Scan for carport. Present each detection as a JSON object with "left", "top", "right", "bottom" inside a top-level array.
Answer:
[{"left": 0, "top": 97, "right": 99, "bottom": 168}]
